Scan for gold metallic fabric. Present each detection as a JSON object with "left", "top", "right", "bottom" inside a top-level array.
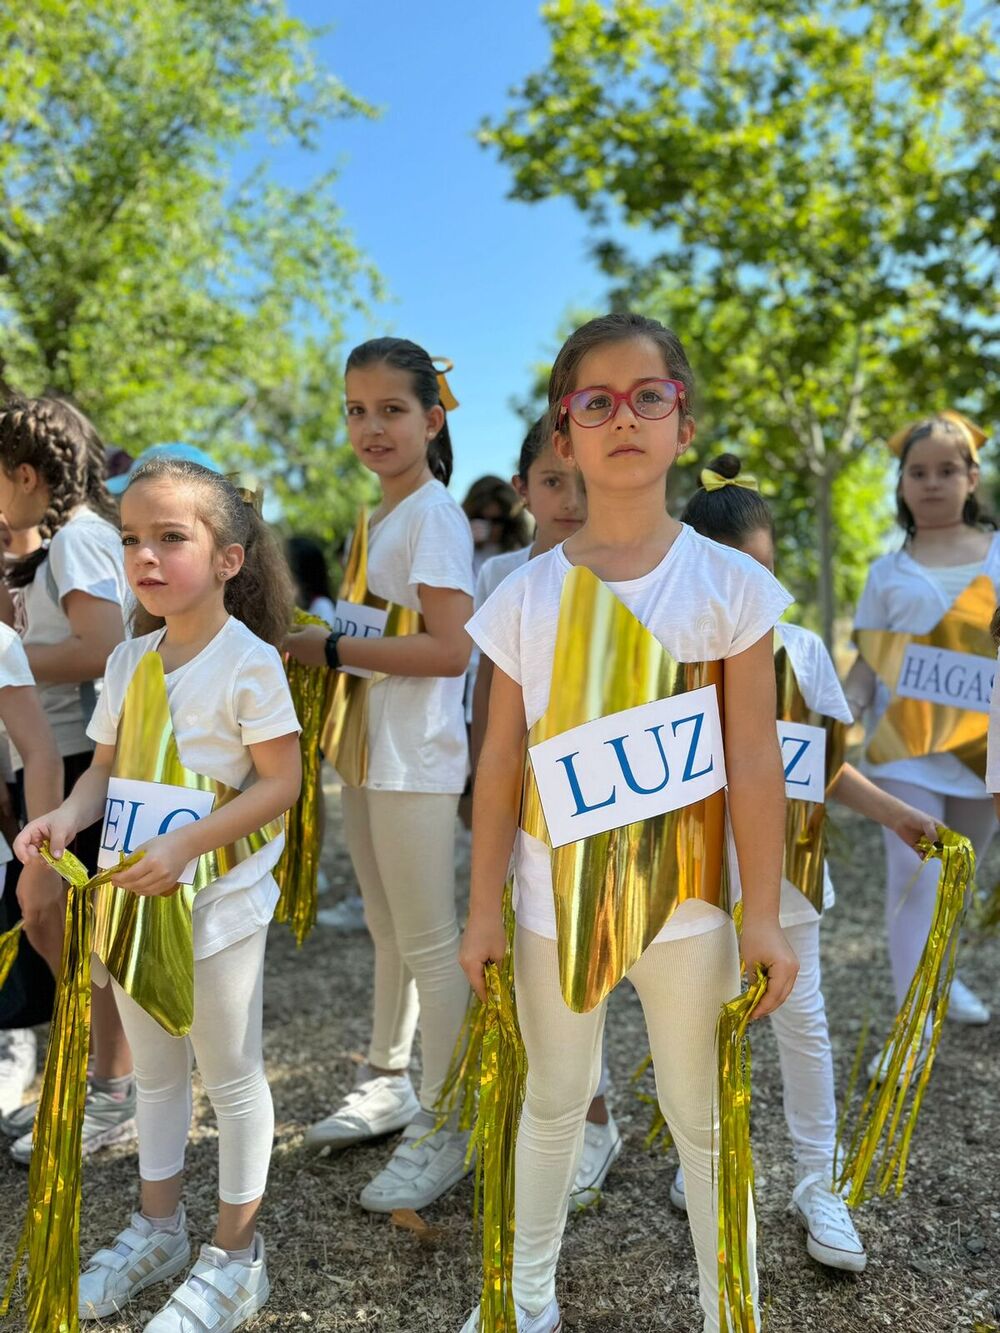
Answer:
[
  {"left": 0, "top": 920, "right": 23, "bottom": 991},
  {"left": 520, "top": 565, "right": 725, "bottom": 1013},
  {"left": 835, "top": 829, "right": 974, "bottom": 1204},
  {"left": 320, "top": 510, "right": 424, "bottom": 788},
  {"left": 775, "top": 645, "right": 848, "bottom": 914},
  {"left": 94, "top": 652, "right": 283, "bottom": 1037},
  {"left": 855, "top": 575, "right": 995, "bottom": 778}
]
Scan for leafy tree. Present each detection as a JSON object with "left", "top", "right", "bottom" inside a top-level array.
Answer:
[
  {"left": 484, "top": 0, "right": 999, "bottom": 641},
  {"left": 0, "top": 0, "right": 381, "bottom": 538}
]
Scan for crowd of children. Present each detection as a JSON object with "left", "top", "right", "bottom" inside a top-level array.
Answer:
[{"left": 0, "top": 318, "right": 995, "bottom": 1333}]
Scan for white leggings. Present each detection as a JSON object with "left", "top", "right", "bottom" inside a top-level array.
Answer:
[
  {"left": 513, "top": 921, "right": 754, "bottom": 1333},
  {"left": 341, "top": 787, "right": 469, "bottom": 1110},
  {"left": 107, "top": 926, "right": 272, "bottom": 1206},
  {"left": 876, "top": 780, "right": 996, "bottom": 1006}
]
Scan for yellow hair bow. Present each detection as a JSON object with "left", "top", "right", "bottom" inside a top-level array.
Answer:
[
  {"left": 700, "top": 468, "right": 759, "bottom": 493},
  {"left": 432, "top": 356, "right": 459, "bottom": 411},
  {"left": 887, "top": 410, "right": 987, "bottom": 462},
  {"left": 225, "top": 471, "right": 265, "bottom": 515}
]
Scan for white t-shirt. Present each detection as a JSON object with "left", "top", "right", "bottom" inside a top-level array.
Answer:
[
  {"left": 21, "top": 507, "right": 127, "bottom": 762},
  {"left": 87, "top": 616, "right": 300, "bottom": 960},
  {"left": 853, "top": 535, "right": 1000, "bottom": 798},
  {"left": 775, "top": 621, "right": 853, "bottom": 927},
  {"left": 467, "top": 525, "right": 793, "bottom": 944},
  {"left": 353, "top": 479, "right": 475, "bottom": 794},
  {"left": 0, "top": 623, "right": 34, "bottom": 867},
  {"left": 308, "top": 595, "right": 336, "bottom": 625},
  {"left": 986, "top": 646, "right": 1000, "bottom": 794},
  {"left": 466, "top": 547, "right": 533, "bottom": 723}
]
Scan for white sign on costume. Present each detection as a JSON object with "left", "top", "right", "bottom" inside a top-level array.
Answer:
[
  {"left": 334, "top": 599, "right": 389, "bottom": 679},
  {"left": 97, "top": 778, "right": 216, "bottom": 884},
  {"left": 895, "top": 644, "right": 994, "bottom": 715},
  {"left": 528, "top": 686, "right": 726, "bottom": 849},
  {"left": 777, "top": 720, "right": 827, "bottom": 804}
]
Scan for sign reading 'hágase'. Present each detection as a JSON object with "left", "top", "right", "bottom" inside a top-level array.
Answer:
[
  {"left": 98, "top": 777, "right": 216, "bottom": 884},
  {"left": 896, "top": 645, "right": 994, "bottom": 716},
  {"left": 528, "top": 686, "right": 726, "bottom": 849}
]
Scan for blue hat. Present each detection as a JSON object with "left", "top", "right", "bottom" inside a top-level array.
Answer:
[{"left": 106, "top": 442, "right": 222, "bottom": 495}]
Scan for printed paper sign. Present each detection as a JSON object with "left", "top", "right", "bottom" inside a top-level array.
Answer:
[
  {"left": 896, "top": 644, "right": 994, "bottom": 716},
  {"left": 777, "top": 721, "right": 827, "bottom": 803},
  {"left": 97, "top": 778, "right": 216, "bottom": 884},
  {"left": 528, "top": 685, "right": 726, "bottom": 849},
  {"left": 334, "top": 599, "right": 389, "bottom": 679}
]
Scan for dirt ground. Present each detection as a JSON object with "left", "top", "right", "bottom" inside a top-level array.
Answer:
[{"left": 1, "top": 782, "right": 998, "bottom": 1333}]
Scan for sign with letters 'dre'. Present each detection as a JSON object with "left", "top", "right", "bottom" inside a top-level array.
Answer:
[
  {"left": 334, "top": 599, "right": 389, "bottom": 679},
  {"left": 528, "top": 685, "right": 726, "bottom": 849},
  {"left": 895, "top": 644, "right": 994, "bottom": 716},
  {"left": 777, "top": 720, "right": 826, "bottom": 803},
  {"left": 97, "top": 777, "right": 216, "bottom": 884}
]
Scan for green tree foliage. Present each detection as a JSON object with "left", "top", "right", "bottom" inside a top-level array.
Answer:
[
  {"left": 484, "top": 0, "right": 999, "bottom": 640},
  {"left": 0, "top": 0, "right": 381, "bottom": 538}
]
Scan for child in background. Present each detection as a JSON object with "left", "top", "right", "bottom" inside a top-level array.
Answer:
[
  {"left": 462, "top": 474, "right": 533, "bottom": 577},
  {"left": 287, "top": 536, "right": 336, "bottom": 625}
]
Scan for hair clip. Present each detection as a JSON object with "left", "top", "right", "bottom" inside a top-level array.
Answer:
[{"left": 225, "top": 472, "right": 265, "bottom": 515}]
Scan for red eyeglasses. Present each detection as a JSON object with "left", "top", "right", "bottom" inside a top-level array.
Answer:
[{"left": 559, "top": 379, "right": 686, "bottom": 429}]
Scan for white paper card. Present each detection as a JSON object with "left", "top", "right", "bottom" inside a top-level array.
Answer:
[
  {"left": 895, "top": 644, "right": 993, "bottom": 716},
  {"left": 97, "top": 778, "right": 216, "bottom": 883},
  {"left": 528, "top": 685, "right": 726, "bottom": 849},
  {"left": 777, "top": 720, "right": 827, "bottom": 803},
  {"left": 334, "top": 600, "right": 389, "bottom": 679}
]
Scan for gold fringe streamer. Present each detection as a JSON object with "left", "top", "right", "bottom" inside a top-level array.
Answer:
[
  {"left": 716, "top": 966, "right": 768, "bottom": 1333},
  {"left": 276, "top": 609, "right": 337, "bottom": 946},
  {"left": 630, "top": 1052, "right": 673, "bottom": 1153},
  {"left": 0, "top": 920, "right": 23, "bottom": 991},
  {"left": 834, "top": 828, "right": 974, "bottom": 1205},
  {"left": 1, "top": 845, "right": 140, "bottom": 1333}
]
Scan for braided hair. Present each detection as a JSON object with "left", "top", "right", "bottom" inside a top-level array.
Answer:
[{"left": 0, "top": 395, "right": 117, "bottom": 589}]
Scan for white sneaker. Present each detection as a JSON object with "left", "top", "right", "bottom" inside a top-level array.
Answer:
[
  {"left": 359, "top": 1109, "right": 473, "bottom": 1213},
  {"left": 1, "top": 1095, "right": 37, "bottom": 1140},
  {"left": 792, "top": 1172, "right": 867, "bottom": 1273},
  {"left": 11, "top": 1078, "right": 136, "bottom": 1164},
  {"left": 568, "top": 1114, "right": 622, "bottom": 1210},
  {"left": 316, "top": 893, "right": 367, "bottom": 932},
  {"left": 946, "top": 976, "right": 991, "bottom": 1025},
  {"left": 0, "top": 1028, "right": 36, "bottom": 1117},
  {"left": 144, "top": 1233, "right": 269, "bottom": 1331},
  {"left": 459, "top": 1296, "right": 562, "bottom": 1332},
  {"left": 866, "top": 1036, "right": 929, "bottom": 1086},
  {"left": 669, "top": 1163, "right": 687, "bottom": 1212},
  {"left": 304, "top": 1072, "right": 418, "bottom": 1152},
  {"left": 78, "top": 1210, "right": 191, "bottom": 1320}
]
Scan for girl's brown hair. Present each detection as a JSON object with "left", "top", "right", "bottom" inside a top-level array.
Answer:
[
  {"left": 0, "top": 394, "right": 118, "bottom": 588},
  {"left": 124, "top": 459, "right": 294, "bottom": 648}
]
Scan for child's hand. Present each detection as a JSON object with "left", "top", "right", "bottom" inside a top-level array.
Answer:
[
  {"left": 284, "top": 625, "right": 328, "bottom": 666},
  {"left": 890, "top": 805, "right": 939, "bottom": 852},
  {"left": 15, "top": 858, "right": 67, "bottom": 929},
  {"left": 738, "top": 915, "right": 799, "bottom": 1019},
  {"left": 110, "top": 829, "right": 193, "bottom": 897},
  {"left": 459, "top": 909, "right": 508, "bottom": 1003},
  {"left": 14, "top": 809, "right": 80, "bottom": 863}
]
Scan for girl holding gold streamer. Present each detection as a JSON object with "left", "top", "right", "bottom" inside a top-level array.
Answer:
[
  {"left": 286, "top": 338, "right": 476, "bottom": 1214},
  {"left": 459, "top": 313, "right": 799, "bottom": 1333},
  {"left": 15, "top": 460, "right": 301, "bottom": 1332},
  {"left": 679, "top": 456, "right": 938, "bottom": 1274},
  {"left": 0, "top": 394, "right": 137, "bottom": 1163},
  {"left": 845, "top": 413, "right": 998, "bottom": 1033}
]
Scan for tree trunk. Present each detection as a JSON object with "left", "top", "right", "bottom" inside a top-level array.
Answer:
[{"left": 816, "top": 466, "right": 835, "bottom": 651}]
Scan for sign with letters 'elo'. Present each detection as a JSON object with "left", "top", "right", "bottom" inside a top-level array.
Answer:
[
  {"left": 777, "top": 720, "right": 827, "bottom": 804},
  {"left": 528, "top": 685, "right": 726, "bottom": 849},
  {"left": 334, "top": 599, "right": 388, "bottom": 679},
  {"left": 896, "top": 644, "right": 994, "bottom": 716},
  {"left": 98, "top": 777, "right": 215, "bottom": 884}
]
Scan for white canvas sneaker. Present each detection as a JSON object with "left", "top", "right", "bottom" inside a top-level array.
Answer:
[
  {"left": 946, "top": 976, "right": 991, "bottom": 1025},
  {"left": 669, "top": 1163, "right": 687, "bottom": 1212},
  {"left": 144, "top": 1233, "right": 269, "bottom": 1331},
  {"left": 0, "top": 1028, "right": 36, "bottom": 1117},
  {"left": 11, "top": 1078, "right": 136, "bottom": 1164},
  {"left": 568, "top": 1114, "right": 622, "bottom": 1210},
  {"left": 459, "top": 1296, "right": 562, "bottom": 1332},
  {"left": 78, "top": 1210, "right": 191, "bottom": 1320},
  {"left": 359, "top": 1109, "right": 473, "bottom": 1212},
  {"left": 304, "top": 1072, "right": 419, "bottom": 1151},
  {"left": 792, "top": 1172, "right": 867, "bottom": 1272}
]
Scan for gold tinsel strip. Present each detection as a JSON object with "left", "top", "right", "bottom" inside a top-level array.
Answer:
[
  {"left": 0, "top": 920, "right": 23, "bottom": 991},
  {"left": 1, "top": 845, "right": 140, "bottom": 1333},
  {"left": 629, "top": 1052, "right": 673, "bottom": 1153},
  {"left": 835, "top": 829, "right": 973, "bottom": 1205},
  {"left": 716, "top": 966, "right": 767, "bottom": 1333},
  {"left": 276, "top": 610, "right": 337, "bottom": 946}
]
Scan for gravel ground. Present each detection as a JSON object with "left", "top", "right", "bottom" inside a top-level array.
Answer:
[{"left": 1, "top": 782, "right": 998, "bottom": 1333}]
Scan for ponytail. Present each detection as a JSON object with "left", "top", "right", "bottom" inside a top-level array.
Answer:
[{"left": 679, "top": 453, "right": 775, "bottom": 545}]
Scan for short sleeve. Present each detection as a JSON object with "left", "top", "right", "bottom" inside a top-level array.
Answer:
[
  {"left": 49, "top": 519, "right": 126, "bottom": 608},
  {"left": 853, "top": 563, "right": 888, "bottom": 631},
  {"left": 409, "top": 502, "right": 475, "bottom": 598},
  {"left": 727, "top": 563, "right": 794, "bottom": 658},
  {"left": 809, "top": 637, "right": 854, "bottom": 724},
  {"left": 0, "top": 630, "right": 34, "bottom": 691},
  {"left": 85, "top": 640, "right": 132, "bottom": 745},
  {"left": 232, "top": 646, "right": 301, "bottom": 746},
  {"left": 466, "top": 569, "right": 526, "bottom": 685}
]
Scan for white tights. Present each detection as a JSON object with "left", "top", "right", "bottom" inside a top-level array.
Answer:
[
  {"left": 107, "top": 926, "right": 272, "bottom": 1206},
  {"left": 512, "top": 920, "right": 754, "bottom": 1333}
]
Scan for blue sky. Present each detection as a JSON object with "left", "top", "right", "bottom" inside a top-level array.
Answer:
[{"left": 262, "top": 2, "right": 654, "bottom": 500}]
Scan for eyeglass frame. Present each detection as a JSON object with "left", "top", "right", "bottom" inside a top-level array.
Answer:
[{"left": 557, "top": 378, "right": 687, "bottom": 430}]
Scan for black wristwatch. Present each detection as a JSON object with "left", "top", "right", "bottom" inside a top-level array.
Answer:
[{"left": 324, "top": 630, "right": 345, "bottom": 671}]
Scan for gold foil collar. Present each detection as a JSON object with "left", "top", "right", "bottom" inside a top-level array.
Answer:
[{"left": 520, "top": 565, "right": 725, "bottom": 1013}]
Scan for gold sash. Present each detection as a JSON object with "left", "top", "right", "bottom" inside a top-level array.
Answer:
[
  {"left": 320, "top": 509, "right": 424, "bottom": 787},
  {"left": 775, "top": 644, "right": 847, "bottom": 915},
  {"left": 520, "top": 566, "right": 726, "bottom": 1013},
  {"left": 94, "top": 652, "right": 283, "bottom": 1036},
  {"left": 855, "top": 574, "right": 995, "bottom": 778}
]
